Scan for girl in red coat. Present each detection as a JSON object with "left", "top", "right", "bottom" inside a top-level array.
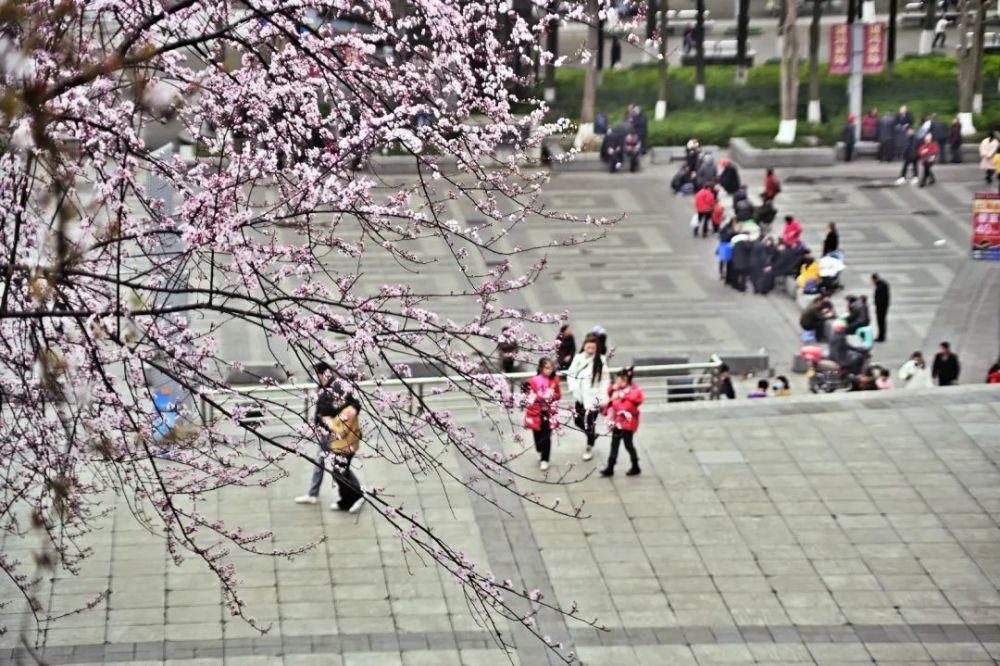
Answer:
[
  {"left": 524, "top": 357, "right": 561, "bottom": 471},
  {"left": 918, "top": 134, "right": 939, "bottom": 187},
  {"left": 600, "top": 367, "right": 644, "bottom": 477}
]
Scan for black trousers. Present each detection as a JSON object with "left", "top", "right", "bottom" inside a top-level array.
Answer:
[
  {"left": 900, "top": 159, "right": 918, "bottom": 179},
  {"left": 697, "top": 211, "right": 712, "bottom": 237},
  {"left": 607, "top": 430, "right": 638, "bottom": 470},
  {"left": 532, "top": 426, "right": 552, "bottom": 462},
  {"left": 950, "top": 143, "right": 961, "bottom": 163},
  {"left": 843, "top": 142, "right": 854, "bottom": 162},
  {"left": 987, "top": 169, "right": 994, "bottom": 184},
  {"left": 920, "top": 161, "right": 936, "bottom": 186},
  {"left": 876, "top": 306, "right": 888, "bottom": 342},
  {"left": 333, "top": 453, "right": 362, "bottom": 510},
  {"left": 932, "top": 32, "right": 946, "bottom": 48},
  {"left": 574, "top": 402, "right": 599, "bottom": 449}
]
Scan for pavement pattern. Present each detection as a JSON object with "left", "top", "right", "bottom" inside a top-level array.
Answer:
[{"left": 2, "top": 385, "right": 999, "bottom": 665}]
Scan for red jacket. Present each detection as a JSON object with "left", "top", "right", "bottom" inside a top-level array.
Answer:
[
  {"left": 764, "top": 173, "right": 781, "bottom": 199},
  {"left": 524, "top": 374, "right": 560, "bottom": 431},
  {"left": 711, "top": 202, "right": 724, "bottom": 228},
  {"left": 604, "top": 384, "right": 644, "bottom": 433},
  {"left": 694, "top": 187, "right": 716, "bottom": 213},
  {"left": 918, "top": 141, "right": 939, "bottom": 163},
  {"left": 782, "top": 218, "right": 802, "bottom": 247}
]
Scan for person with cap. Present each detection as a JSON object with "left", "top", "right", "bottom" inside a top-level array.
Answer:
[{"left": 841, "top": 114, "right": 857, "bottom": 162}]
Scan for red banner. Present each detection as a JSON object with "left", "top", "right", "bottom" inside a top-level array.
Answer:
[
  {"left": 863, "top": 23, "right": 886, "bottom": 74},
  {"left": 829, "top": 24, "right": 851, "bottom": 75},
  {"left": 972, "top": 193, "right": 1000, "bottom": 260}
]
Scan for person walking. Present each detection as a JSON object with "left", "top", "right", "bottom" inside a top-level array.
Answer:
[
  {"left": 877, "top": 110, "right": 896, "bottom": 162},
  {"left": 918, "top": 134, "right": 939, "bottom": 187},
  {"left": 694, "top": 183, "right": 716, "bottom": 238},
  {"left": 568, "top": 334, "right": 610, "bottom": 461},
  {"left": 980, "top": 131, "right": 999, "bottom": 185},
  {"left": 599, "top": 367, "right": 643, "bottom": 477},
  {"left": 841, "top": 114, "right": 857, "bottom": 162},
  {"left": 556, "top": 324, "right": 576, "bottom": 371},
  {"left": 763, "top": 168, "right": 781, "bottom": 202},
  {"left": 524, "top": 358, "right": 561, "bottom": 471},
  {"left": 948, "top": 116, "right": 962, "bottom": 164},
  {"left": 296, "top": 361, "right": 365, "bottom": 513},
  {"left": 871, "top": 273, "right": 890, "bottom": 343},
  {"left": 896, "top": 127, "right": 920, "bottom": 185},
  {"left": 932, "top": 15, "right": 948, "bottom": 48},
  {"left": 932, "top": 342, "right": 961, "bottom": 386},
  {"left": 898, "top": 351, "right": 932, "bottom": 389},
  {"left": 823, "top": 222, "right": 839, "bottom": 256}
]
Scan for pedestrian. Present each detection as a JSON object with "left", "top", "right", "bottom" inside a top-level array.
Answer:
[
  {"left": 610, "top": 37, "right": 622, "bottom": 68},
  {"left": 747, "top": 379, "right": 769, "bottom": 399},
  {"left": 918, "top": 133, "right": 938, "bottom": 187},
  {"left": 717, "top": 363, "right": 736, "bottom": 399},
  {"left": 524, "top": 357, "right": 561, "bottom": 471},
  {"left": 697, "top": 153, "right": 717, "bottom": 187},
  {"left": 986, "top": 361, "right": 1000, "bottom": 384},
  {"left": 750, "top": 236, "right": 777, "bottom": 295},
  {"left": 948, "top": 116, "right": 962, "bottom": 163},
  {"left": 932, "top": 342, "right": 960, "bottom": 386},
  {"left": 694, "top": 183, "right": 716, "bottom": 238},
  {"left": 861, "top": 107, "right": 879, "bottom": 141},
  {"left": 630, "top": 104, "right": 648, "bottom": 154},
  {"left": 930, "top": 113, "right": 948, "bottom": 162},
  {"left": 845, "top": 294, "right": 870, "bottom": 333},
  {"left": 498, "top": 325, "right": 518, "bottom": 372},
  {"left": 876, "top": 368, "right": 895, "bottom": 390},
  {"left": 771, "top": 375, "right": 791, "bottom": 397},
  {"left": 871, "top": 273, "right": 890, "bottom": 342},
  {"left": 755, "top": 198, "right": 777, "bottom": 233},
  {"left": 595, "top": 111, "right": 608, "bottom": 135},
  {"left": 763, "top": 167, "right": 781, "bottom": 202},
  {"left": 932, "top": 15, "right": 948, "bottom": 48},
  {"left": 730, "top": 233, "right": 751, "bottom": 293},
  {"left": 718, "top": 158, "right": 741, "bottom": 195},
  {"left": 683, "top": 23, "right": 695, "bottom": 53},
  {"left": 717, "top": 219, "right": 739, "bottom": 282},
  {"left": 796, "top": 254, "right": 821, "bottom": 293},
  {"left": 599, "top": 367, "right": 643, "bottom": 477},
  {"left": 295, "top": 361, "right": 365, "bottom": 513},
  {"left": 823, "top": 222, "right": 839, "bottom": 256},
  {"left": 781, "top": 214, "right": 802, "bottom": 248},
  {"left": 895, "top": 104, "right": 914, "bottom": 130},
  {"left": 841, "top": 114, "right": 857, "bottom": 162},
  {"left": 877, "top": 110, "right": 896, "bottom": 161},
  {"left": 568, "top": 333, "right": 610, "bottom": 461},
  {"left": 898, "top": 351, "right": 933, "bottom": 389},
  {"left": 556, "top": 324, "right": 576, "bottom": 371},
  {"left": 733, "top": 187, "right": 754, "bottom": 222},
  {"left": 980, "top": 131, "right": 998, "bottom": 185},
  {"left": 896, "top": 126, "right": 920, "bottom": 185},
  {"left": 685, "top": 138, "right": 701, "bottom": 171},
  {"left": 589, "top": 325, "right": 608, "bottom": 356}
]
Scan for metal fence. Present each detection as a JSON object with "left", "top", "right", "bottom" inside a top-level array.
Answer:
[{"left": 196, "top": 356, "right": 723, "bottom": 428}]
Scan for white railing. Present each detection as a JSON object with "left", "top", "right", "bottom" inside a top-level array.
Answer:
[{"left": 196, "top": 356, "right": 724, "bottom": 427}]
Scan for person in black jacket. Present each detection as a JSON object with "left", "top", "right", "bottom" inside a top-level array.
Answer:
[
  {"left": 730, "top": 238, "right": 751, "bottom": 292},
  {"left": 823, "top": 223, "right": 839, "bottom": 256},
  {"left": 296, "top": 362, "right": 365, "bottom": 512},
  {"left": 556, "top": 324, "right": 577, "bottom": 371},
  {"left": 717, "top": 363, "right": 736, "bottom": 399},
  {"left": 630, "top": 105, "right": 649, "bottom": 155},
  {"left": 932, "top": 342, "right": 961, "bottom": 386},
  {"left": 733, "top": 187, "right": 754, "bottom": 221},
  {"left": 750, "top": 237, "right": 777, "bottom": 295},
  {"left": 718, "top": 158, "right": 741, "bottom": 195},
  {"left": 930, "top": 113, "right": 949, "bottom": 163},
  {"left": 896, "top": 127, "right": 919, "bottom": 184},
  {"left": 871, "top": 273, "right": 890, "bottom": 342},
  {"left": 948, "top": 116, "right": 962, "bottom": 164},
  {"left": 876, "top": 112, "right": 896, "bottom": 162},
  {"left": 841, "top": 115, "right": 857, "bottom": 162}
]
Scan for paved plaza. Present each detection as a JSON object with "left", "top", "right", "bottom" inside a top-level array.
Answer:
[{"left": 3, "top": 385, "right": 999, "bottom": 665}]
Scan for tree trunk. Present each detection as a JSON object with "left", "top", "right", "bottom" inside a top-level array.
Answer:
[
  {"left": 576, "top": 0, "right": 600, "bottom": 148},
  {"left": 736, "top": 0, "right": 750, "bottom": 84},
  {"left": 887, "top": 0, "right": 898, "bottom": 76},
  {"left": 972, "top": 0, "right": 987, "bottom": 114},
  {"left": 655, "top": 0, "right": 670, "bottom": 119},
  {"left": 544, "top": 9, "right": 558, "bottom": 102},
  {"left": 958, "top": 0, "right": 985, "bottom": 133},
  {"left": 807, "top": 0, "right": 823, "bottom": 123},
  {"left": 919, "top": 0, "right": 936, "bottom": 54},
  {"left": 775, "top": 0, "right": 799, "bottom": 143},
  {"left": 695, "top": 0, "right": 706, "bottom": 102}
]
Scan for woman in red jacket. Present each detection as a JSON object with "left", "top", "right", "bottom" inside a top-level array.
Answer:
[
  {"left": 600, "top": 367, "right": 644, "bottom": 477},
  {"left": 763, "top": 168, "right": 781, "bottom": 202},
  {"left": 524, "top": 357, "right": 561, "bottom": 471},
  {"left": 918, "top": 134, "right": 939, "bottom": 187},
  {"left": 693, "top": 184, "right": 716, "bottom": 238}
]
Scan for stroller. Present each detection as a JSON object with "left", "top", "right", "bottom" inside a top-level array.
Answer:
[{"left": 818, "top": 250, "right": 845, "bottom": 294}]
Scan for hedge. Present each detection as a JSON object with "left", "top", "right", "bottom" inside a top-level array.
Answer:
[{"left": 544, "top": 54, "right": 1000, "bottom": 146}]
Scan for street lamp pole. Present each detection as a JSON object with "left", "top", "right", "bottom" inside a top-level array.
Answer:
[{"left": 847, "top": 0, "right": 864, "bottom": 140}]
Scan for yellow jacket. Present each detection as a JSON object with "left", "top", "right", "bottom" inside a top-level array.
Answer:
[{"left": 797, "top": 261, "right": 820, "bottom": 289}]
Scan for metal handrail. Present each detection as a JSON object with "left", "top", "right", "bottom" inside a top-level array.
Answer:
[{"left": 196, "top": 356, "right": 723, "bottom": 426}]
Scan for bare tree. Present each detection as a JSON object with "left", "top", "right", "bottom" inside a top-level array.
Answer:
[
  {"left": 694, "top": 0, "right": 707, "bottom": 102},
  {"left": 775, "top": 0, "right": 801, "bottom": 143},
  {"left": 577, "top": 0, "right": 601, "bottom": 146},
  {"left": 919, "top": 0, "right": 938, "bottom": 54},
  {"left": 807, "top": 0, "right": 825, "bottom": 123},
  {"left": 655, "top": 0, "right": 671, "bottom": 119},
  {"left": 958, "top": 0, "right": 987, "bottom": 134}
]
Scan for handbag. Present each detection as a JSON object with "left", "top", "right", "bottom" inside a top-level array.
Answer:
[{"left": 326, "top": 414, "right": 362, "bottom": 455}]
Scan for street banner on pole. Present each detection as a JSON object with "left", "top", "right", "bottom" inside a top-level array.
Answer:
[
  {"left": 829, "top": 23, "right": 851, "bottom": 75},
  {"left": 862, "top": 22, "right": 885, "bottom": 74},
  {"left": 972, "top": 192, "right": 1000, "bottom": 261}
]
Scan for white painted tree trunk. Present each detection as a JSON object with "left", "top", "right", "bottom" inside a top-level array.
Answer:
[
  {"left": 574, "top": 122, "right": 595, "bottom": 150},
  {"left": 807, "top": 100, "right": 822, "bottom": 123},
  {"left": 775, "top": 119, "right": 798, "bottom": 145},
  {"left": 958, "top": 112, "right": 976, "bottom": 136},
  {"left": 919, "top": 29, "right": 934, "bottom": 54},
  {"left": 654, "top": 100, "right": 667, "bottom": 120},
  {"left": 694, "top": 84, "right": 705, "bottom": 102}
]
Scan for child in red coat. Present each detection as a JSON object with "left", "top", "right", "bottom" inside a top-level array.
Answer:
[
  {"left": 524, "top": 357, "right": 561, "bottom": 471},
  {"left": 600, "top": 367, "right": 644, "bottom": 477}
]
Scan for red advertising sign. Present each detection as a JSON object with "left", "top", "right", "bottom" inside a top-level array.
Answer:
[
  {"left": 972, "top": 192, "right": 1000, "bottom": 260},
  {"left": 863, "top": 23, "right": 886, "bottom": 74},
  {"left": 829, "top": 24, "right": 851, "bottom": 75}
]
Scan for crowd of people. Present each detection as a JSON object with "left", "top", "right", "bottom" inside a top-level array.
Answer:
[
  {"left": 596, "top": 104, "right": 648, "bottom": 174},
  {"left": 841, "top": 107, "right": 1000, "bottom": 191}
]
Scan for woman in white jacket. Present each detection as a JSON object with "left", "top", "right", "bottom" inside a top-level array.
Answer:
[
  {"left": 567, "top": 334, "right": 610, "bottom": 461},
  {"left": 898, "top": 351, "right": 932, "bottom": 389},
  {"left": 980, "top": 131, "right": 999, "bottom": 185}
]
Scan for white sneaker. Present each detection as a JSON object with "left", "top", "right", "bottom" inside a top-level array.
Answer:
[
  {"left": 348, "top": 498, "right": 365, "bottom": 514},
  {"left": 582, "top": 448, "right": 593, "bottom": 462},
  {"left": 294, "top": 495, "right": 318, "bottom": 504},
  {"left": 895, "top": 177, "right": 905, "bottom": 185},
  {"left": 910, "top": 177, "right": 919, "bottom": 185},
  {"left": 540, "top": 460, "right": 550, "bottom": 472}
]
